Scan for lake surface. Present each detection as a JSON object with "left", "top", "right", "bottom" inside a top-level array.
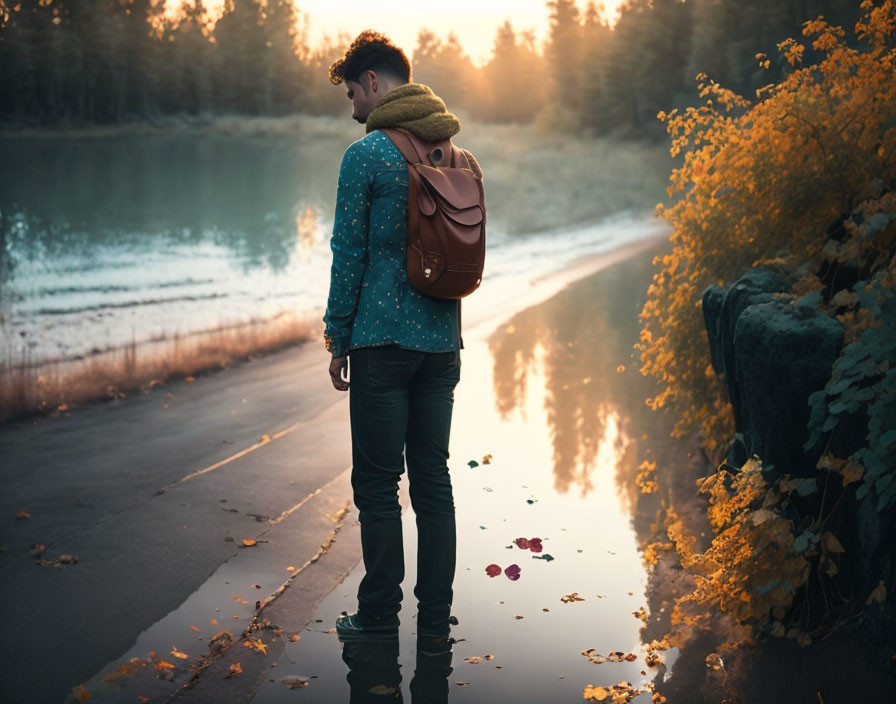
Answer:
[
  {"left": 249, "top": 244, "right": 699, "bottom": 703},
  {"left": 0, "top": 131, "right": 661, "bottom": 367}
]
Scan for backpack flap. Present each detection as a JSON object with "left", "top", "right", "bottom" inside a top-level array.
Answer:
[{"left": 413, "top": 163, "right": 483, "bottom": 226}]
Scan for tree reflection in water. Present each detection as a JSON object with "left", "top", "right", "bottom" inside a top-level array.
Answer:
[{"left": 486, "top": 243, "right": 674, "bottom": 502}]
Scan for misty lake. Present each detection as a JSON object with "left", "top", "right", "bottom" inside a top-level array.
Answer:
[{"left": 0, "top": 124, "right": 664, "bottom": 368}]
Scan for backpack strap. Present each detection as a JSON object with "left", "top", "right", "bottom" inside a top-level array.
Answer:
[{"left": 381, "top": 127, "right": 454, "bottom": 168}]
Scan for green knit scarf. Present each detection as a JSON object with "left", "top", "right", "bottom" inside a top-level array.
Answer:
[{"left": 365, "top": 83, "right": 461, "bottom": 142}]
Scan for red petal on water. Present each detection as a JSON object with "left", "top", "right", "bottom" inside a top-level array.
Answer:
[
  {"left": 514, "top": 538, "right": 530, "bottom": 550},
  {"left": 529, "top": 538, "right": 543, "bottom": 553},
  {"left": 485, "top": 564, "right": 502, "bottom": 577},
  {"left": 504, "top": 564, "right": 521, "bottom": 580}
]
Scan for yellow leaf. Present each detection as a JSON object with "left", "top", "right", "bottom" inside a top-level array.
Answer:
[
  {"left": 866, "top": 580, "right": 886, "bottom": 605},
  {"left": 72, "top": 684, "right": 92, "bottom": 703},
  {"left": 189, "top": 624, "right": 200, "bottom": 632},
  {"left": 170, "top": 646, "right": 189, "bottom": 660},
  {"left": 225, "top": 662, "right": 242, "bottom": 678},
  {"left": 821, "top": 532, "right": 845, "bottom": 554},
  {"left": 243, "top": 637, "right": 268, "bottom": 654},
  {"left": 242, "top": 539, "right": 257, "bottom": 547}
]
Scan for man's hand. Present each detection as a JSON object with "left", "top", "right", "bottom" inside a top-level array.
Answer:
[{"left": 329, "top": 355, "right": 350, "bottom": 391}]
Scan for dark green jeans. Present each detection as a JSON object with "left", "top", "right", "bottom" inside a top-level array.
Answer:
[{"left": 347, "top": 344, "right": 461, "bottom": 621}]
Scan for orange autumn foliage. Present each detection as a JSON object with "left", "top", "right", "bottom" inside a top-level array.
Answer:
[{"left": 639, "top": 0, "right": 896, "bottom": 461}]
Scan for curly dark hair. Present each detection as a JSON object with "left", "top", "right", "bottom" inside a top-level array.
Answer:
[{"left": 329, "top": 30, "right": 411, "bottom": 86}]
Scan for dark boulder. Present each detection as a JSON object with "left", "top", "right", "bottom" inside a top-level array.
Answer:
[
  {"left": 732, "top": 298, "right": 844, "bottom": 479},
  {"left": 713, "top": 268, "right": 794, "bottom": 420}
]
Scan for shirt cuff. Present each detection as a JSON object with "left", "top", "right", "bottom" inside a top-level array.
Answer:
[{"left": 324, "top": 330, "right": 350, "bottom": 357}]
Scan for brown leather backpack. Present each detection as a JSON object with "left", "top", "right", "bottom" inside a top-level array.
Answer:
[{"left": 380, "top": 127, "right": 486, "bottom": 301}]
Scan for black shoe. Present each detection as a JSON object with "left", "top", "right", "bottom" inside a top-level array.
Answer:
[
  {"left": 416, "top": 613, "right": 458, "bottom": 639},
  {"left": 335, "top": 610, "right": 399, "bottom": 642}
]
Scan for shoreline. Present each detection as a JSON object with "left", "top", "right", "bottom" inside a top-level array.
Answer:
[{"left": 0, "top": 226, "right": 671, "bottom": 425}]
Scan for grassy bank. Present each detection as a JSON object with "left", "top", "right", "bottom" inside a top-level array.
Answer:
[{"left": 0, "top": 312, "right": 321, "bottom": 425}]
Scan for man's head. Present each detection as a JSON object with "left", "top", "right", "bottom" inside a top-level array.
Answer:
[{"left": 329, "top": 30, "right": 411, "bottom": 123}]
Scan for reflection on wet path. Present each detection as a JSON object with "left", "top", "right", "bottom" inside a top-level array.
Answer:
[{"left": 253, "top": 242, "right": 703, "bottom": 703}]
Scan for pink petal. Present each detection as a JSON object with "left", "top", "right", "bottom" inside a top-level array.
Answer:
[
  {"left": 485, "top": 564, "right": 502, "bottom": 577},
  {"left": 504, "top": 564, "right": 521, "bottom": 580}
]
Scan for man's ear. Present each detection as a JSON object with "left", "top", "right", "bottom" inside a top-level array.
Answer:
[{"left": 366, "top": 70, "right": 379, "bottom": 95}]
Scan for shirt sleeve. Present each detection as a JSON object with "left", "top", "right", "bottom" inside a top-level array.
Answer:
[{"left": 323, "top": 141, "right": 372, "bottom": 357}]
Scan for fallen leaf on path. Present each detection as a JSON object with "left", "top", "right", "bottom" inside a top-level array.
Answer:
[
  {"left": 189, "top": 624, "right": 200, "bottom": 632},
  {"left": 526, "top": 499, "right": 538, "bottom": 504},
  {"left": 170, "top": 646, "right": 189, "bottom": 660},
  {"left": 456, "top": 682, "right": 470, "bottom": 686},
  {"left": 632, "top": 607, "right": 648, "bottom": 622},
  {"left": 468, "top": 460, "right": 479, "bottom": 468},
  {"left": 233, "top": 596, "right": 249, "bottom": 604},
  {"left": 243, "top": 638, "right": 267, "bottom": 655},
  {"left": 242, "top": 539, "right": 257, "bottom": 547},
  {"left": 15, "top": 510, "right": 30, "bottom": 520},
  {"left": 225, "top": 662, "right": 242, "bottom": 678},
  {"left": 185, "top": 376, "right": 194, "bottom": 382},
  {"left": 513, "top": 614, "right": 524, "bottom": 619},
  {"left": 482, "top": 454, "right": 493, "bottom": 464},
  {"left": 29, "top": 544, "right": 46, "bottom": 557},
  {"left": 289, "top": 634, "right": 301, "bottom": 642},
  {"left": 533, "top": 554, "right": 554, "bottom": 561},
  {"left": 514, "top": 537, "right": 530, "bottom": 549},
  {"left": 59, "top": 554, "right": 78, "bottom": 564},
  {"left": 464, "top": 656, "right": 483, "bottom": 663},
  {"left": 282, "top": 676, "right": 309, "bottom": 689},
  {"left": 102, "top": 658, "right": 144, "bottom": 682},
  {"left": 561, "top": 592, "right": 585, "bottom": 603},
  {"left": 286, "top": 566, "right": 296, "bottom": 572},
  {"left": 208, "top": 630, "right": 234, "bottom": 655},
  {"left": 71, "top": 684, "right": 92, "bottom": 702}
]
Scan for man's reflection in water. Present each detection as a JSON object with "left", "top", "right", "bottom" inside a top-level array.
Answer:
[{"left": 342, "top": 635, "right": 454, "bottom": 703}]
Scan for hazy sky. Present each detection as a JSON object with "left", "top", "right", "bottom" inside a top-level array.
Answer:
[{"left": 192, "top": 1, "right": 624, "bottom": 66}]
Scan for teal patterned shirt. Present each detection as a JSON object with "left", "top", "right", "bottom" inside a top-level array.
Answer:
[{"left": 323, "top": 130, "right": 461, "bottom": 358}]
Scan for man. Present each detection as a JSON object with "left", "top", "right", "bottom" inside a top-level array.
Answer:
[{"left": 323, "top": 30, "right": 477, "bottom": 641}]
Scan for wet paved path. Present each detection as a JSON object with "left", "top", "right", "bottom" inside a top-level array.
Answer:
[
  {"left": 250, "top": 241, "right": 695, "bottom": 704},
  {"left": 0, "top": 341, "right": 353, "bottom": 703}
]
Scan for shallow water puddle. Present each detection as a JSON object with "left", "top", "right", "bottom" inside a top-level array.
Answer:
[{"left": 253, "top": 247, "right": 683, "bottom": 703}]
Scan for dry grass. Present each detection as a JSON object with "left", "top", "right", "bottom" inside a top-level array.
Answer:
[{"left": 0, "top": 312, "right": 322, "bottom": 424}]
